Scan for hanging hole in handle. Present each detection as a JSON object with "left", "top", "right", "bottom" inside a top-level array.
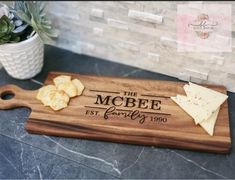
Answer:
[{"left": 1, "top": 91, "right": 15, "bottom": 100}]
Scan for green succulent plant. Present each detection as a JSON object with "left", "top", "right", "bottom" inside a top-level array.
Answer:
[
  {"left": 14, "top": 1, "right": 58, "bottom": 43},
  {"left": 0, "top": 15, "right": 20, "bottom": 44}
]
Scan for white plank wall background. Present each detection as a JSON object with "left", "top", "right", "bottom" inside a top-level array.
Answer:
[{"left": 1, "top": 1, "right": 235, "bottom": 92}]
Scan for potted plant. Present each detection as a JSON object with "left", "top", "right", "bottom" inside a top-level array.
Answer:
[{"left": 0, "top": 1, "right": 58, "bottom": 79}]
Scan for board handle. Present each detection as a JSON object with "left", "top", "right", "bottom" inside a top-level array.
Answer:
[{"left": 0, "top": 84, "right": 36, "bottom": 110}]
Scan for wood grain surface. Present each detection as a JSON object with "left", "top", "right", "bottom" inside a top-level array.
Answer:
[{"left": 0, "top": 72, "right": 231, "bottom": 153}]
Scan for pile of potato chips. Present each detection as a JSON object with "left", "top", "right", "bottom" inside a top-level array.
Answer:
[{"left": 37, "top": 75, "right": 85, "bottom": 111}]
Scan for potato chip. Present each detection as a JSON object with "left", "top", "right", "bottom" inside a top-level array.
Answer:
[
  {"left": 72, "top": 79, "right": 85, "bottom": 96},
  {"left": 37, "top": 75, "right": 86, "bottom": 111},
  {"left": 57, "top": 81, "right": 77, "bottom": 98},
  {"left": 37, "top": 85, "right": 57, "bottom": 106},
  {"left": 53, "top": 75, "right": 71, "bottom": 87},
  {"left": 50, "top": 90, "right": 70, "bottom": 111},
  {"left": 37, "top": 85, "right": 56, "bottom": 100}
]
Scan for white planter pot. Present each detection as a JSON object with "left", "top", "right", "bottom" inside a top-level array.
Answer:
[{"left": 0, "top": 33, "right": 44, "bottom": 80}]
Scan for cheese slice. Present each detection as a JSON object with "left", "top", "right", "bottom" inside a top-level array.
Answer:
[
  {"left": 171, "top": 95, "right": 209, "bottom": 124},
  {"left": 188, "top": 82, "right": 228, "bottom": 113},
  {"left": 171, "top": 95, "right": 220, "bottom": 135},
  {"left": 199, "top": 107, "right": 220, "bottom": 136},
  {"left": 171, "top": 82, "right": 227, "bottom": 136},
  {"left": 183, "top": 83, "right": 227, "bottom": 123},
  {"left": 183, "top": 84, "right": 212, "bottom": 123},
  {"left": 183, "top": 84, "right": 193, "bottom": 99}
]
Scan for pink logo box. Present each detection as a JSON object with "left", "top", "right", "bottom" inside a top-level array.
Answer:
[{"left": 177, "top": 3, "right": 232, "bottom": 52}]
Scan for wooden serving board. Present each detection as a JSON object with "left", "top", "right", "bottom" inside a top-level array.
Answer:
[{"left": 0, "top": 72, "right": 231, "bottom": 153}]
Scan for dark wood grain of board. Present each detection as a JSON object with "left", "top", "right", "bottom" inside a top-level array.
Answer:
[{"left": 0, "top": 71, "right": 231, "bottom": 153}]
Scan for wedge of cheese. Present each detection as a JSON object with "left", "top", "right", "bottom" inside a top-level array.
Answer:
[
  {"left": 171, "top": 95, "right": 220, "bottom": 136},
  {"left": 171, "top": 95, "right": 209, "bottom": 124},
  {"left": 183, "top": 84, "right": 214, "bottom": 124},
  {"left": 188, "top": 82, "right": 228, "bottom": 113},
  {"left": 183, "top": 83, "right": 228, "bottom": 123},
  {"left": 172, "top": 82, "right": 228, "bottom": 136},
  {"left": 183, "top": 84, "right": 193, "bottom": 99},
  {"left": 199, "top": 107, "right": 220, "bottom": 136}
]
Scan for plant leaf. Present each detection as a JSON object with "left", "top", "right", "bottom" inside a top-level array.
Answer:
[
  {"left": 0, "top": 19, "right": 8, "bottom": 33},
  {"left": 16, "top": 10, "right": 31, "bottom": 24},
  {"left": 12, "top": 24, "right": 28, "bottom": 33},
  {"left": 2, "top": 1, "right": 58, "bottom": 44}
]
